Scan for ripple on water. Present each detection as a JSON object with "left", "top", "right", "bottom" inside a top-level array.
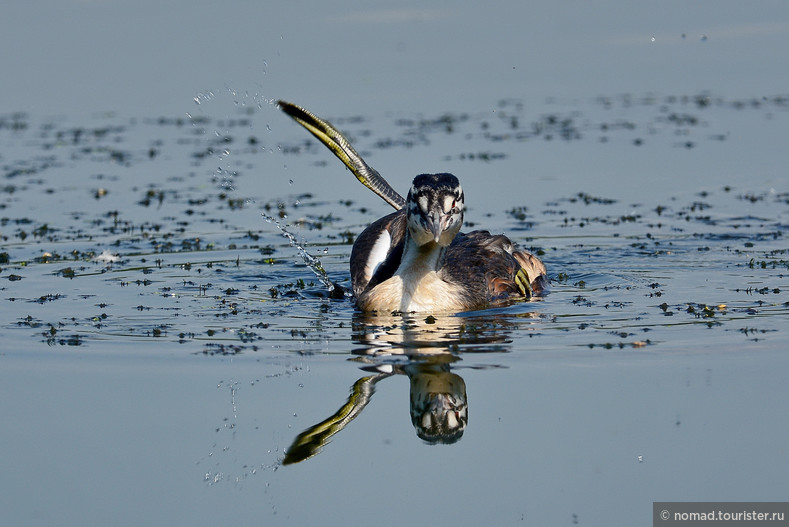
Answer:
[{"left": 1, "top": 94, "right": 788, "bottom": 358}]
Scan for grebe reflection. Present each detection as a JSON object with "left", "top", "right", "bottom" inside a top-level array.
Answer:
[{"left": 282, "top": 354, "right": 468, "bottom": 465}]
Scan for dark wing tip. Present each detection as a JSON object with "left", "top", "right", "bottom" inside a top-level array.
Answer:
[
  {"left": 277, "top": 100, "right": 308, "bottom": 119},
  {"left": 278, "top": 100, "right": 322, "bottom": 125}
]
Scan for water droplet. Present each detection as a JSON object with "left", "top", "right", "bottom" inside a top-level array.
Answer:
[{"left": 263, "top": 215, "right": 337, "bottom": 293}]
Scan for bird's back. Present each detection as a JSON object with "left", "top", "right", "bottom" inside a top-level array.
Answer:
[
  {"left": 442, "top": 230, "right": 547, "bottom": 306},
  {"left": 351, "top": 215, "right": 546, "bottom": 310}
]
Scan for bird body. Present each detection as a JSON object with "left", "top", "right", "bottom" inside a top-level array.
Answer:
[{"left": 278, "top": 101, "right": 547, "bottom": 313}]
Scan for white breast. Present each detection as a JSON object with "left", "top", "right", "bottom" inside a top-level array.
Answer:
[{"left": 357, "top": 272, "right": 467, "bottom": 313}]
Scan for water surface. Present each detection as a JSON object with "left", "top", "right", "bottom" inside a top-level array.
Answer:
[{"left": 2, "top": 2, "right": 789, "bottom": 526}]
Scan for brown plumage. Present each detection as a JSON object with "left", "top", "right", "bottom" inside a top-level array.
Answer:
[
  {"left": 350, "top": 204, "right": 547, "bottom": 313},
  {"left": 278, "top": 101, "right": 548, "bottom": 313}
]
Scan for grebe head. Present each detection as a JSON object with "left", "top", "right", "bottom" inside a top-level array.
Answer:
[{"left": 405, "top": 173, "right": 464, "bottom": 247}]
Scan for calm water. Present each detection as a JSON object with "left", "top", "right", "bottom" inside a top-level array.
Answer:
[{"left": 2, "top": 2, "right": 789, "bottom": 526}]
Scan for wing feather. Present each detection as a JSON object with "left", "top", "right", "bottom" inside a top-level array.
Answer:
[
  {"left": 442, "top": 230, "right": 547, "bottom": 304},
  {"left": 350, "top": 210, "right": 407, "bottom": 296}
]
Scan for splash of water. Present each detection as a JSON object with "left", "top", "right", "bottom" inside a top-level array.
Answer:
[{"left": 263, "top": 214, "right": 347, "bottom": 298}]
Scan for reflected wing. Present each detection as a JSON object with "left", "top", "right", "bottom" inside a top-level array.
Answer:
[{"left": 283, "top": 373, "right": 392, "bottom": 465}]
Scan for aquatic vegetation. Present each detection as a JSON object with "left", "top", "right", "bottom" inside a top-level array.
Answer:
[{"left": 0, "top": 92, "right": 787, "bottom": 356}]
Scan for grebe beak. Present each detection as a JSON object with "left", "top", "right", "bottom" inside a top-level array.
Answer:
[{"left": 427, "top": 211, "right": 443, "bottom": 243}]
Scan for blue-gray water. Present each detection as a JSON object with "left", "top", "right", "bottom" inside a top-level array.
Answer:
[{"left": 2, "top": 2, "right": 789, "bottom": 526}]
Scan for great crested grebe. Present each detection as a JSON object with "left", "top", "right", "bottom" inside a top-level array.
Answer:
[{"left": 278, "top": 101, "right": 547, "bottom": 313}]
